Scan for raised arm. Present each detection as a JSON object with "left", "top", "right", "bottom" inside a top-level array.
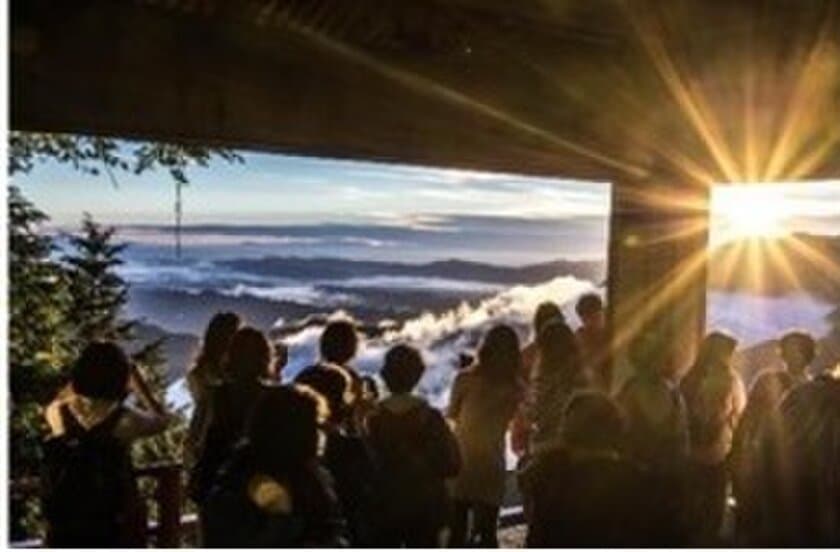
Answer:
[{"left": 115, "top": 363, "right": 171, "bottom": 441}]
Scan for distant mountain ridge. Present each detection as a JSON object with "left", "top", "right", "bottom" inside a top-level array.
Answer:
[{"left": 216, "top": 256, "right": 606, "bottom": 285}]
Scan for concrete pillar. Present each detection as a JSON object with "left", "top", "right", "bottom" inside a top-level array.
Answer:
[{"left": 607, "top": 175, "right": 710, "bottom": 385}]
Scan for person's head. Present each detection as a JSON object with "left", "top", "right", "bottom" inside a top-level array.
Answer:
[
  {"left": 537, "top": 319, "right": 581, "bottom": 380},
  {"left": 246, "top": 385, "right": 329, "bottom": 473},
  {"left": 295, "top": 363, "right": 354, "bottom": 425},
  {"left": 779, "top": 331, "right": 816, "bottom": 375},
  {"left": 224, "top": 327, "right": 272, "bottom": 382},
  {"left": 476, "top": 324, "right": 522, "bottom": 384},
  {"left": 562, "top": 391, "right": 625, "bottom": 452},
  {"left": 748, "top": 370, "right": 795, "bottom": 412},
  {"left": 71, "top": 341, "right": 131, "bottom": 401},
  {"left": 533, "top": 301, "right": 563, "bottom": 336},
  {"left": 320, "top": 321, "right": 359, "bottom": 365},
  {"left": 695, "top": 331, "right": 739, "bottom": 370},
  {"left": 195, "top": 312, "right": 242, "bottom": 377},
  {"left": 381, "top": 344, "right": 425, "bottom": 394},
  {"left": 576, "top": 293, "right": 605, "bottom": 329}
]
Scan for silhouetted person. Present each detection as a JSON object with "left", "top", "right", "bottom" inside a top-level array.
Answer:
[
  {"left": 185, "top": 312, "right": 242, "bottom": 476},
  {"left": 779, "top": 330, "right": 817, "bottom": 386},
  {"left": 680, "top": 331, "right": 746, "bottom": 545},
  {"left": 190, "top": 327, "right": 273, "bottom": 533},
  {"left": 522, "top": 391, "right": 676, "bottom": 547},
  {"left": 521, "top": 302, "right": 565, "bottom": 380},
  {"left": 729, "top": 369, "right": 794, "bottom": 544},
  {"left": 529, "top": 319, "right": 586, "bottom": 452},
  {"left": 751, "top": 375, "right": 840, "bottom": 545},
  {"left": 296, "top": 363, "right": 379, "bottom": 546},
  {"left": 42, "top": 342, "right": 169, "bottom": 547},
  {"left": 367, "top": 345, "right": 461, "bottom": 547},
  {"left": 512, "top": 301, "right": 563, "bottom": 458},
  {"left": 448, "top": 325, "right": 523, "bottom": 547},
  {"left": 321, "top": 319, "right": 360, "bottom": 371},
  {"left": 616, "top": 334, "right": 689, "bottom": 475},
  {"left": 575, "top": 293, "right": 611, "bottom": 393},
  {"left": 203, "top": 385, "right": 347, "bottom": 547},
  {"left": 320, "top": 320, "right": 370, "bottom": 430}
]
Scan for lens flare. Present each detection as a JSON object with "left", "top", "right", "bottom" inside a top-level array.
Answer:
[{"left": 711, "top": 185, "right": 790, "bottom": 242}]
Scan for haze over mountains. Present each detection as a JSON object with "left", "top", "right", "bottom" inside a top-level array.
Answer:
[
  {"left": 709, "top": 233, "right": 840, "bottom": 302},
  {"left": 120, "top": 232, "right": 840, "bottom": 392}
]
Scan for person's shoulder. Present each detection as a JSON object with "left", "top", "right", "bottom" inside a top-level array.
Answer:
[
  {"left": 523, "top": 446, "right": 572, "bottom": 483},
  {"left": 416, "top": 400, "right": 448, "bottom": 426}
]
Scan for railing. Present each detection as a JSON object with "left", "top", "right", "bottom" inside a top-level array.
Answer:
[
  {"left": 135, "top": 463, "right": 185, "bottom": 547},
  {"left": 11, "top": 464, "right": 525, "bottom": 548},
  {"left": 10, "top": 463, "right": 185, "bottom": 548}
]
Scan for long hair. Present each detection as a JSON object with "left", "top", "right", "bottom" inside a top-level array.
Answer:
[
  {"left": 192, "top": 312, "right": 242, "bottom": 381},
  {"left": 476, "top": 324, "right": 522, "bottom": 386},
  {"left": 683, "top": 331, "right": 738, "bottom": 390},
  {"left": 536, "top": 319, "right": 582, "bottom": 385},
  {"left": 223, "top": 327, "right": 272, "bottom": 383}
]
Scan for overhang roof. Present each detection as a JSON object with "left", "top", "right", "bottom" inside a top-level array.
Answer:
[{"left": 11, "top": 0, "right": 840, "bottom": 183}]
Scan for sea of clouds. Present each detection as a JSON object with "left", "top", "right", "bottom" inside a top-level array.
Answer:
[{"left": 168, "top": 275, "right": 599, "bottom": 410}]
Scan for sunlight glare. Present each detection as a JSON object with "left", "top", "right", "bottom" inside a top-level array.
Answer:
[{"left": 711, "top": 185, "right": 791, "bottom": 242}]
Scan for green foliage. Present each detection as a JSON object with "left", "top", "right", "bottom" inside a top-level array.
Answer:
[
  {"left": 8, "top": 132, "right": 241, "bottom": 540},
  {"left": 8, "top": 186, "right": 73, "bottom": 452},
  {"left": 9, "top": 131, "right": 243, "bottom": 182},
  {"left": 8, "top": 186, "right": 74, "bottom": 539},
  {"left": 62, "top": 214, "right": 133, "bottom": 343}
]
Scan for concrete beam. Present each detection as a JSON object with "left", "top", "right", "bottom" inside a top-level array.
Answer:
[{"left": 607, "top": 176, "right": 710, "bottom": 384}]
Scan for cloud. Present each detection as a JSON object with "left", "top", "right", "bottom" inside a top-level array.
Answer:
[
  {"left": 167, "top": 275, "right": 598, "bottom": 412},
  {"left": 280, "top": 275, "right": 598, "bottom": 407}
]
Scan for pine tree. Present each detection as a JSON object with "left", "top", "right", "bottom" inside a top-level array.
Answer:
[
  {"left": 62, "top": 214, "right": 134, "bottom": 342},
  {"left": 8, "top": 186, "right": 73, "bottom": 465},
  {"left": 8, "top": 186, "right": 74, "bottom": 538}
]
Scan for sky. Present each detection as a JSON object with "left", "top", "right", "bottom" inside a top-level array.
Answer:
[
  {"left": 13, "top": 149, "right": 610, "bottom": 227},
  {"left": 12, "top": 147, "right": 840, "bottom": 237}
]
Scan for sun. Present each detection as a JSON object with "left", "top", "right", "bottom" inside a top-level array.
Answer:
[{"left": 711, "top": 184, "right": 791, "bottom": 243}]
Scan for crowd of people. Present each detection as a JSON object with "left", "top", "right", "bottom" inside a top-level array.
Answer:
[{"left": 39, "top": 293, "right": 840, "bottom": 547}]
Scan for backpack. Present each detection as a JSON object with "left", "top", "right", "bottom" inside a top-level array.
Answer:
[
  {"left": 41, "top": 405, "right": 138, "bottom": 547},
  {"left": 367, "top": 404, "right": 459, "bottom": 525}
]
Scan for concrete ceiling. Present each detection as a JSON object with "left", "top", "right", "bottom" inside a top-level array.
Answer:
[{"left": 11, "top": 0, "right": 840, "bottom": 184}]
